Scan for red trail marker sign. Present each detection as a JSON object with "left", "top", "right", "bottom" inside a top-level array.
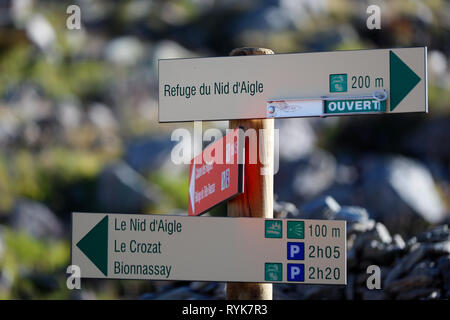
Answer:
[{"left": 188, "top": 128, "right": 244, "bottom": 216}]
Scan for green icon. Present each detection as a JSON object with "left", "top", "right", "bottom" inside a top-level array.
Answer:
[
  {"left": 325, "top": 99, "right": 386, "bottom": 114},
  {"left": 265, "top": 263, "right": 282, "bottom": 282},
  {"left": 77, "top": 215, "right": 109, "bottom": 276},
  {"left": 329, "top": 74, "right": 347, "bottom": 93},
  {"left": 287, "top": 221, "right": 304, "bottom": 239},
  {"left": 389, "top": 50, "right": 421, "bottom": 111},
  {"left": 265, "top": 220, "right": 282, "bottom": 238}
]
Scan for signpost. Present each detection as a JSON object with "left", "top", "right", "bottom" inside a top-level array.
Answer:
[
  {"left": 188, "top": 128, "right": 244, "bottom": 216},
  {"left": 225, "top": 47, "right": 275, "bottom": 300},
  {"left": 70, "top": 46, "right": 429, "bottom": 301},
  {"left": 71, "top": 212, "right": 346, "bottom": 285},
  {"left": 158, "top": 47, "right": 427, "bottom": 122}
]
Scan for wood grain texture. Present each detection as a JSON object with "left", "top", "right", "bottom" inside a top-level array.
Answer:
[{"left": 226, "top": 48, "right": 274, "bottom": 300}]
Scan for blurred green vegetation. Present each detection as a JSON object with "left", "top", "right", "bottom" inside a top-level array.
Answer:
[
  {"left": 0, "top": 148, "right": 117, "bottom": 214},
  {"left": 147, "top": 171, "right": 189, "bottom": 212},
  {"left": 0, "top": 227, "right": 69, "bottom": 299},
  {"left": 0, "top": 44, "right": 111, "bottom": 101},
  {"left": 428, "top": 84, "right": 450, "bottom": 112}
]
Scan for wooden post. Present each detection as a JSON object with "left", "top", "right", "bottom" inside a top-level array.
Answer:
[{"left": 226, "top": 47, "right": 274, "bottom": 300}]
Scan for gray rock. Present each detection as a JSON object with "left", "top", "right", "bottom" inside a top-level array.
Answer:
[
  {"left": 386, "top": 259, "right": 441, "bottom": 297},
  {"left": 385, "top": 241, "right": 450, "bottom": 285},
  {"left": 274, "top": 200, "right": 299, "bottom": 219},
  {"left": 410, "top": 260, "right": 440, "bottom": 279},
  {"left": 393, "top": 234, "right": 406, "bottom": 250},
  {"left": 395, "top": 287, "right": 440, "bottom": 300},
  {"left": 273, "top": 287, "right": 297, "bottom": 300},
  {"left": 9, "top": 200, "right": 64, "bottom": 239},
  {"left": 11, "top": 0, "right": 34, "bottom": 26},
  {"left": 335, "top": 164, "right": 359, "bottom": 185},
  {"left": 200, "top": 283, "right": 219, "bottom": 295},
  {"left": 317, "top": 183, "right": 360, "bottom": 208},
  {"left": 386, "top": 274, "right": 436, "bottom": 294},
  {"left": 404, "top": 117, "right": 450, "bottom": 160},
  {"left": 416, "top": 225, "right": 450, "bottom": 243},
  {"left": 75, "top": 0, "right": 112, "bottom": 23},
  {"left": 299, "top": 195, "right": 340, "bottom": 220},
  {"left": 275, "top": 118, "right": 316, "bottom": 162},
  {"left": 104, "top": 36, "right": 145, "bottom": 66},
  {"left": 347, "top": 219, "right": 376, "bottom": 235},
  {"left": 152, "top": 40, "right": 195, "bottom": 63},
  {"left": 385, "top": 245, "right": 425, "bottom": 286},
  {"left": 353, "top": 223, "right": 392, "bottom": 254},
  {"left": 299, "top": 284, "right": 345, "bottom": 300},
  {"left": 292, "top": 150, "right": 337, "bottom": 200},
  {"left": 355, "top": 233, "right": 405, "bottom": 266},
  {"left": 426, "top": 241, "right": 450, "bottom": 256},
  {"left": 276, "top": 150, "right": 337, "bottom": 203},
  {"left": 138, "top": 292, "right": 157, "bottom": 300},
  {"left": 26, "top": 14, "right": 56, "bottom": 51},
  {"left": 124, "top": 137, "right": 184, "bottom": 176},
  {"left": 0, "top": 107, "right": 20, "bottom": 146},
  {"left": 96, "top": 162, "right": 161, "bottom": 213},
  {"left": 74, "top": 290, "right": 97, "bottom": 300},
  {"left": 155, "top": 287, "right": 210, "bottom": 300},
  {"left": 374, "top": 223, "right": 393, "bottom": 244},
  {"left": 228, "top": 5, "right": 291, "bottom": 38},
  {"left": 121, "top": 0, "right": 152, "bottom": 23},
  {"left": 347, "top": 246, "right": 358, "bottom": 269},
  {"left": 381, "top": 266, "right": 393, "bottom": 282},
  {"left": 8, "top": 85, "right": 52, "bottom": 123},
  {"left": 88, "top": 103, "right": 118, "bottom": 132},
  {"left": 361, "top": 240, "right": 400, "bottom": 264},
  {"left": 360, "top": 289, "right": 388, "bottom": 300},
  {"left": 437, "top": 255, "right": 450, "bottom": 291},
  {"left": 0, "top": 270, "right": 13, "bottom": 293},
  {"left": 57, "top": 102, "right": 82, "bottom": 131},
  {"left": 362, "top": 155, "right": 446, "bottom": 235},
  {"left": 214, "top": 283, "right": 226, "bottom": 300},
  {"left": 358, "top": 234, "right": 406, "bottom": 266},
  {"left": 189, "top": 281, "right": 210, "bottom": 292},
  {"left": 151, "top": 280, "right": 178, "bottom": 293},
  {"left": 335, "top": 206, "right": 369, "bottom": 223},
  {"left": 345, "top": 274, "right": 355, "bottom": 300},
  {"left": 189, "top": 281, "right": 218, "bottom": 294},
  {"left": 23, "top": 272, "right": 60, "bottom": 293}
]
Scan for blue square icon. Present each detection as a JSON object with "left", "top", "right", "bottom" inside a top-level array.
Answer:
[
  {"left": 287, "top": 263, "right": 305, "bottom": 282},
  {"left": 287, "top": 242, "right": 304, "bottom": 260}
]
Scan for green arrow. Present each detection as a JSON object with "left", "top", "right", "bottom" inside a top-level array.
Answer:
[
  {"left": 389, "top": 50, "right": 421, "bottom": 111},
  {"left": 77, "top": 215, "right": 108, "bottom": 276}
]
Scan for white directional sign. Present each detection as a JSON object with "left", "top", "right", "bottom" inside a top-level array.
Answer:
[
  {"left": 72, "top": 212, "right": 346, "bottom": 284},
  {"left": 158, "top": 47, "right": 427, "bottom": 122}
]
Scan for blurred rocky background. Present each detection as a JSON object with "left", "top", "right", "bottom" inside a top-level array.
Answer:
[{"left": 0, "top": 0, "right": 449, "bottom": 299}]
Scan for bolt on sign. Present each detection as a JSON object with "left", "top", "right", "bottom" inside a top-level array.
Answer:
[
  {"left": 72, "top": 213, "right": 346, "bottom": 284},
  {"left": 189, "top": 128, "right": 244, "bottom": 216},
  {"left": 158, "top": 47, "right": 427, "bottom": 122}
]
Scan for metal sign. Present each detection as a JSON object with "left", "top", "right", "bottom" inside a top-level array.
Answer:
[
  {"left": 189, "top": 128, "right": 244, "bottom": 216},
  {"left": 158, "top": 47, "right": 427, "bottom": 122},
  {"left": 71, "top": 212, "right": 347, "bottom": 284}
]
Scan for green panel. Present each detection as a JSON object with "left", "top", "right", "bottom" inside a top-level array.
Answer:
[
  {"left": 287, "top": 221, "right": 304, "bottom": 239},
  {"left": 329, "top": 74, "right": 348, "bottom": 93},
  {"left": 265, "top": 263, "right": 283, "bottom": 281},
  {"left": 389, "top": 50, "right": 421, "bottom": 111},
  {"left": 325, "top": 99, "right": 386, "bottom": 114},
  {"left": 265, "top": 220, "right": 282, "bottom": 238},
  {"left": 76, "top": 215, "right": 109, "bottom": 276}
]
